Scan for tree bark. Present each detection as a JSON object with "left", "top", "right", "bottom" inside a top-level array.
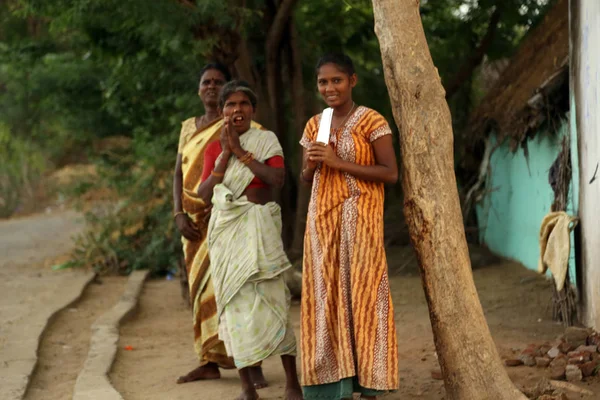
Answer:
[
  {"left": 372, "top": 1, "right": 526, "bottom": 399},
  {"left": 266, "top": 0, "right": 298, "bottom": 139},
  {"left": 233, "top": 39, "right": 275, "bottom": 131},
  {"left": 286, "top": 20, "right": 306, "bottom": 145},
  {"left": 286, "top": 20, "right": 310, "bottom": 262}
]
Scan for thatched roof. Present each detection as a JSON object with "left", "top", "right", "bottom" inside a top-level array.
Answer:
[{"left": 468, "top": 0, "right": 569, "bottom": 150}]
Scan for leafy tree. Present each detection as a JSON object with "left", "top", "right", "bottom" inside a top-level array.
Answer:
[{"left": 0, "top": 0, "right": 553, "bottom": 273}]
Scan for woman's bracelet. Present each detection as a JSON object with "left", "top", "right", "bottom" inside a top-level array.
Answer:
[
  {"left": 238, "top": 151, "right": 255, "bottom": 165},
  {"left": 211, "top": 170, "right": 225, "bottom": 178},
  {"left": 243, "top": 153, "right": 255, "bottom": 165}
]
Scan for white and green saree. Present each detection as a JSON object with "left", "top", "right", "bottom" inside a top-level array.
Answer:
[{"left": 207, "top": 128, "right": 296, "bottom": 369}]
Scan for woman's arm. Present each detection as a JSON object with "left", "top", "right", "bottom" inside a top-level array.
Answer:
[
  {"left": 173, "top": 154, "right": 203, "bottom": 241},
  {"left": 231, "top": 148, "right": 285, "bottom": 188},
  {"left": 173, "top": 154, "right": 184, "bottom": 214},
  {"left": 306, "top": 135, "right": 398, "bottom": 184},
  {"left": 197, "top": 121, "right": 236, "bottom": 203},
  {"left": 174, "top": 123, "right": 189, "bottom": 215},
  {"left": 197, "top": 149, "right": 231, "bottom": 203},
  {"left": 300, "top": 147, "right": 319, "bottom": 185},
  {"left": 227, "top": 123, "right": 285, "bottom": 188}
]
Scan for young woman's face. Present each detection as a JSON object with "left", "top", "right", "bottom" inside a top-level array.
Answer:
[
  {"left": 317, "top": 63, "right": 357, "bottom": 108},
  {"left": 222, "top": 91, "right": 255, "bottom": 133},
  {"left": 198, "top": 69, "right": 227, "bottom": 107}
]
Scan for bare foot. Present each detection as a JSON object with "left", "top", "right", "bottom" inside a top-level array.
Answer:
[
  {"left": 236, "top": 388, "right": 260, "bottom": 400},
  {"left": 248, "top": 366, "right": 268, "bottom": 389},
  {"left": 285, "top": 385, "right": 303, "bottom": 400},
  {"left": 176, "top": 364, "right": 220, "bottom": 383}
]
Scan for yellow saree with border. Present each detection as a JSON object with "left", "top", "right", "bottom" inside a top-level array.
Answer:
[
  {"left": 179, "top": 116, "right": 233, "bottom": 368},
  {"left": 179, "top": 117, "right": 263, "bottom": 368}
]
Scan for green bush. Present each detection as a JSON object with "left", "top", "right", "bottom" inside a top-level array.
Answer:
[
  {"left": 0, "top": 124, "right": 48, "bottom": 218},
  {"left": 61, "top": 132, "right": 181, "bottom": 276}
]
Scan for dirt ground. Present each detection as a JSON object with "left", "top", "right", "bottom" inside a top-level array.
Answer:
[
  {"left": 0, "top": 209, "right": 83, "bottom": 267},
  {"left": 4, "top": 209, "right": 598, "bottom": 399},
  {"left": 110, "top": 256, "right": 600, "bottom": 400},
  {"left": 0, "top": 209, "right": 130, "bottom": 400}
]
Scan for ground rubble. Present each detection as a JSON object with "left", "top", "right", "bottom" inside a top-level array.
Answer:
[{"left": 504, "top": 327, "right": 600, "bottom": 399}]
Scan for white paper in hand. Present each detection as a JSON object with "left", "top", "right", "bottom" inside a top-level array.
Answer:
[{"left": 316, "top": 108, "right": 334, "bottom": 144}]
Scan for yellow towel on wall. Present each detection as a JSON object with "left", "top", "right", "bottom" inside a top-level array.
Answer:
[{"left": 538, "top": 211, "right": 579, "bottom": 291}]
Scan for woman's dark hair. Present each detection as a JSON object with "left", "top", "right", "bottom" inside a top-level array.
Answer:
[
  {"left": 219, "top": 80, "right": 258, "bottom": 110},
  {"left": 315, "top": 53, "right": 355, "bottom": 76},
  {"left": 199, "top": 62, "right": 232, "bottom": 82}
]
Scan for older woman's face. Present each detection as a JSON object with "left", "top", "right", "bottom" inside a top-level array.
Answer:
[
  {"left": 198, "top": 69, "right": 227, "bottom": 107},
  {"left": 222, "top": 91, "right": 254, "bottom": 133}
]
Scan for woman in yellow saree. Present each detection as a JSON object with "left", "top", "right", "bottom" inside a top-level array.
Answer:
[{"left": 173, "top": 63, "right": 265, "bottom": 387}]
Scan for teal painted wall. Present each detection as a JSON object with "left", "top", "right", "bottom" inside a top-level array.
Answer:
[{"left": 476, "top": 119, "right": 578, "bottom": 277}]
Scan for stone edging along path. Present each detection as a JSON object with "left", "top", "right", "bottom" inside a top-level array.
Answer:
[
  {"left": 0, "top": 271, "right": 96, "bottom": 400},
  {"left": 72, "top": 270, "right": 150, "bottom": 400}
]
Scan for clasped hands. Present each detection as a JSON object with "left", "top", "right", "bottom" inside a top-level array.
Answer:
[{"left": 220, "top": 116, "right": 243, "bottom": 157}]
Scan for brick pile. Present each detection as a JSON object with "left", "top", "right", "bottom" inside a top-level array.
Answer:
[{"left": 504, "top": 327, "right": 600, "bottom": 383}]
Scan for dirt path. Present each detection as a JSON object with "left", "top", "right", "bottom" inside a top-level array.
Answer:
[
  {"left": 0, "top": 210, "right": 96, "bottom": 399},
  {"left": 24, "top": 276, "right": 127, "bottom": 400},
  {"left": 110, "top": 258, "right": 600, "bottom": 399},
  {"left": 0, "top": 210, "right": 84, "bottom": 267},
  {"left": 3, "top": 210, "right": 598, "bottom": 399},
  {"left": 0, "top": 210, "right": 132, "bottom": 400}
]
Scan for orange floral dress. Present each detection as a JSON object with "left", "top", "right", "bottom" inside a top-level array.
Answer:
[{"left": 300, "top": 106, "right": 399, "bottom": 393}]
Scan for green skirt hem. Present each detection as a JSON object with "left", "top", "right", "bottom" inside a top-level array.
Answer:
[{"left": 303, "top": 376, "right": 389, "bottom": 400}]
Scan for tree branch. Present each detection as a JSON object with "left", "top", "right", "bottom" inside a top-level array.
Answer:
[
  {"left": 266, "top": 0, "right": 298, "bottom": 55},
  {"left": 444, "top": 7, "right": 502, "bottom": 100}
]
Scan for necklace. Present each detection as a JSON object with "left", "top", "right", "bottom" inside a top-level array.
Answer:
[{"left": 331, "top": 102, "right": 356, "bottom": 131}]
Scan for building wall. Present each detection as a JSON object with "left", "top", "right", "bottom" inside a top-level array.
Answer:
[
  {"left": 572, "top": 0, "right": 600, "bottom": 329},
  {"left": 476, "top": 121, "right": 577, "bottom": 276}
]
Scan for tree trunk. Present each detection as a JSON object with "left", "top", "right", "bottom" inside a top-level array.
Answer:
[
  {"left": 372, "top": 2, "right": 526, "bottom": 399},
  {"left": 286, "top": 20, "right": 306, "bottom": 149},
  {"left": 233, "top": 39, "right": 275, "bottom": 131},
  {"left": 286, "top": 20, "right": 310, "bottom": 262},
  {"left": 265, "top": 0, "right": 298, "bottom": 140}
]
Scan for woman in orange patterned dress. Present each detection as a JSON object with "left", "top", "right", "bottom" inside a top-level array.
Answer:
[{"left": 299, "top": 53, "right": 399, "bottom": 400}]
